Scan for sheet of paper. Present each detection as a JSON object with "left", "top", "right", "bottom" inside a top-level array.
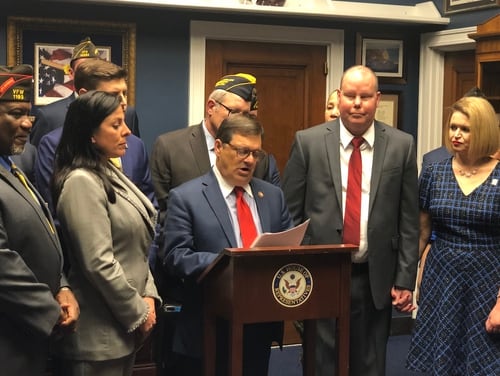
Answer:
[{"left": 250, "top": 219, "right": 310, "bottom": 248}]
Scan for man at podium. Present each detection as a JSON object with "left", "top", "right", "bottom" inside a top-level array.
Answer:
[{"left": 160, "top": 113, "right": 293, "bottom": 375}]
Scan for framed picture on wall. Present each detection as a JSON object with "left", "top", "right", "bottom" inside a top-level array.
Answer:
[
  {"left": 7, "top": 16, "right": 136, "bottom": 106},
  {"left": 356, "top": 33, "right": 406, "bottom": 84},
  {"left": 375, "top": 92, "right": 401, "bottom": 128},
  {"left": 34, "top": 43, "right": 111, "bottom": 106},
  {"left": 444, "top": 0, "right": 500, "bottom": 14}
]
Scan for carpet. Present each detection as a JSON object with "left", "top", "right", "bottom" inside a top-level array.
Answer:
[{"left": 268, "top": 335, "right": 428, "bottom": 375}]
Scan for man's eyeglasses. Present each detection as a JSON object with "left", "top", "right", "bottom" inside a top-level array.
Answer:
[
  {"left": 214, "top": 100, "right": 246, "bottom": 116},
  {"left": 225, "top": 142, "right": 265, "bottom": 161}
]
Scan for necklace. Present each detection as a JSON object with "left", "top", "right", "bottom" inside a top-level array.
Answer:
[
  {"left": 454, "top": 156, "right": 491, "bottom": 178},
  {"left": 457, "top": 167, "right": 477, "bottom": 178}
]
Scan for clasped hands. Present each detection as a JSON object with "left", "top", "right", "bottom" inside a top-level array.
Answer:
[
  {"left": 54, "top": 288, "right": 80, "bottom": 335},
  {"left": 391, "top": 286, "right": 416, "bottom": 313}
]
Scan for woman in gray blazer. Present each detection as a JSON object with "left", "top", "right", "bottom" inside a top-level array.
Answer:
[{"left": 51, "top": 91, "right": 160, "bottom": 376}]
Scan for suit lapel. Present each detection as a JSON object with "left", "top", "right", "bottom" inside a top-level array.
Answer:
[
  {"left": 202, "top": 172, "right": 238, "bottom": 247},
  {"left": 324, "top": 122, "right": 343, "bottom": 211},
  {"left": 190, "top": 123, "right": 211, "bottom": 175},
  {"left": 111, "top": 166, "right": 157, "bottom": 236},
  {"left": 369, "top": 122, "right": 388, "bottom": 212},
  {"left": 0, "top": 166, "right": 59, "bottom": 244}
]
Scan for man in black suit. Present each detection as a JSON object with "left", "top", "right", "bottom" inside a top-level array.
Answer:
[
  {"left": 0, "top": 64, "right": 78, "bottom": 376},
  {"left": 282, "top": 65, "right": 419, "bottom": 376}
]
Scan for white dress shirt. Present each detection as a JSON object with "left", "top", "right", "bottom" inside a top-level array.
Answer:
[{"left": 339, "top": 119, "right": 374, "bottom": 262}]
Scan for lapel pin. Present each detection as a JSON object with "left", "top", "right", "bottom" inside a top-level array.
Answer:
[{"left": 258, "top": 191, "right": 264, "bottom": 198}]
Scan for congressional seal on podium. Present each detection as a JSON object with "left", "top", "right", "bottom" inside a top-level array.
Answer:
[{"left": 272, "top": 263, "right": 313, "bottom": 307}]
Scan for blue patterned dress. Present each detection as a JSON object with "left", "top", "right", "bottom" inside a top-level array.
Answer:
[{"left": 407, "top": 158, "right": 500, "bottom": 375}]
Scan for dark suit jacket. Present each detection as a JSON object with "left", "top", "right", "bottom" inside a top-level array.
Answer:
[
  {"left": 282, "top": 119, "right": 419, "bottom": 309},
  {"left": 421, "top": 145, "right": 451, "bottom": 171},
  {"left": 162, "top": 171, "right": 292, "bottom": 357},
  {"left": 30, "top": 94, "right": 140, "bottom": 147},
  {"left": 0, "top": 162, "right": 65, "bottom": 376},
  {"left": 35, "top": 127, "right": 156, "bottom": 218},
  {"left": 11, "top": 142, "right": 37, "bottom": 183},
  {"left": 150, "top": 122, "right": 281, "bottom": 224}
]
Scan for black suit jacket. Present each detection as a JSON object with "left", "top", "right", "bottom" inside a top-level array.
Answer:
[{"left": 0, "top": 162, "right": 64, "bottom": 375}]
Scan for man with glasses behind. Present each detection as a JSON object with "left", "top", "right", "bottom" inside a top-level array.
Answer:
[
  {"left": 150, "top": 73, "right": 280, "bottom": 225},
  {"left": 149, "top": 73, "right": 280, "bottom": 374}
]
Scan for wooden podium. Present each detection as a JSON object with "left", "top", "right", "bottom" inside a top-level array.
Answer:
[{"left": 198, "top": 244, "right": 355, "bottom": 376}]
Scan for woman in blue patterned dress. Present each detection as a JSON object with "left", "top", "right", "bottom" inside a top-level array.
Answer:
[{"left": 407, "top": 96, "right": 500, "bottom": 375}]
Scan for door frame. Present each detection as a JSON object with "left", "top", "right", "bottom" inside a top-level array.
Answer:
[
  {"left": 189, "top": 21, "right": 478, "bottom": 171},
  {"left": 189, "top": 20, "right": 344, "bottom": 124},
  {"left": 418, "top": 26, "right": 476, "bottom": 171}
]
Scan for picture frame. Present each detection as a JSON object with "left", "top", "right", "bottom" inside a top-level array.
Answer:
[
  {"left": 375, "top": 92, "right": 401, "bottom": 128},
  {"left": 34, "top": 43, "right": 111, "bottom": 106},
  {"left": 356, "top": 33, "right": 405, "bottom": 84},
  {"left": 444, "top": 0, "right": 500, "bottom": 15},
  {"left": 7, "top": 16, "right": 136, "bottom": 106}
]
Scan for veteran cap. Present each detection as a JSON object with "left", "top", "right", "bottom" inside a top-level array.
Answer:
[
  {"left": 70, "top": 37, "right": 99, "bottom": 66},
  {"left": 0, "top": 64, "right": 33, "bottom": 102},
  {"left": 251, "top": 88, "right": 258, "bottom": 111},
  {"left": 214, "top": 73, "right": 256, "bottom": 102}
]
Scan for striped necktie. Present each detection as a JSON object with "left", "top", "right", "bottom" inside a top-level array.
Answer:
[
  {"left": 11, "top": 162, "right": 55, "bottom": 234},
  {"left": 11, "top": 162, "right": 39, "bottom": 204},
  {"left": 343, "top": 137, "right": 364, "bottom": 245}
]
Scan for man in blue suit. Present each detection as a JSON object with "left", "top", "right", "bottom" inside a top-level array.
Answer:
[
  {"left": 162, "top": 113, "right": 292, "bottom": 375},
  {"left": 30, "top": 37, "right": 140, "bottom": 147},
  {"left": 35, "top": 58, "right": 155, "bottom": 217}
]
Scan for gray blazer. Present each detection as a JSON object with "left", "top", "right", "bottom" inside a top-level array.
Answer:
[
  {"left": 55, "top": 165, "right": 160, "bottom": 361},
  {"left": 282, "top": 119, "right": 419, "bottom": 309},
  {"left": 0, "top": 163, "right": 64, "bottom": 375}
]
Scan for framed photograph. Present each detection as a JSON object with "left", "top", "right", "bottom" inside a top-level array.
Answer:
[
  {"left": 34, "top": 43, "right": 111, "bottom": 106},
  {"left": 375, "top": 92, "right": 400, "bottom": 128},
  {"left": 356, "top": 33, "right": 405, "bottom": 84},
  {"left": 362, "top": 38, "right": 403, "bottom": 78},
  {"left": 444, "top": 0, "right": 500, "bottom": 14},
  {"left": 7, "top": 17, "right": 136, "bottom": 106}
]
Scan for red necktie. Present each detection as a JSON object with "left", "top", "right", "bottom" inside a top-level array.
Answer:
[
  {"left": 343, "top": 137, "right": 364, "bottom": 245},
  {"left": 234, "top": 187, "right": 258, "bottom": 248}
]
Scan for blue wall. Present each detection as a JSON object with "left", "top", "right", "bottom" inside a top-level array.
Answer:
[{"left": 1, "top": 1, "right": 498, "bottom": 151}]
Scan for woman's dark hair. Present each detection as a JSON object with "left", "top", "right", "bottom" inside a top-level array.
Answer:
[{"left": 52, "top": 90, "right": 123, "bottom": 206}]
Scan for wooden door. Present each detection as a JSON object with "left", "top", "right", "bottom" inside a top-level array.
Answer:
[
  {"left": 442, "top": 51, "right": 475, "bottom": 142},
  {"left": 205, "top": 40, "right": 327, "bottom": 175},
  {"left": 206, "top": 40, "right": 328, "bottom": 345}
]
